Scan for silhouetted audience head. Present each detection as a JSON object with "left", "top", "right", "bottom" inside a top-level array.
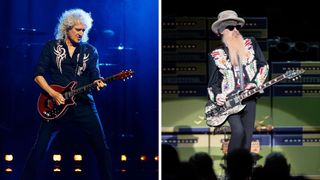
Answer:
[
  {"left": 189, "top": 152, "right": 218, "bottom": 180},
  {"left": 176, "top": 161, "right": 199, "bottom": 180},
  {"left": 252, "top": 165, "right": 265, "bottom": 180},
  {"left": 226, "top": 148, "right": 254, "bottom": 180},
  {"left": 162, "top": 143, "right": 180, "bottom": 180},
  {"left": 263, "top": 151, "right": 291, "bottom": 180}
]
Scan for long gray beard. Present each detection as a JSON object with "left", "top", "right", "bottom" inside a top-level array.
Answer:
[{"left": 223, "top": 33, "right": 247, "bottom": 66}]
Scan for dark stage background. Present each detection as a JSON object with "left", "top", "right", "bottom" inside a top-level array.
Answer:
[
  {"left": 0, "top": 0, "right": 158, "bottom": 179},
  {"left": 162, "top": 1, "right": 319, "bottom": 41}
]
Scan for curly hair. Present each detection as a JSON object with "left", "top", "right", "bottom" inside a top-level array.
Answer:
[{"left": 55, "top": 9, "right": 93, "bottom": 42}]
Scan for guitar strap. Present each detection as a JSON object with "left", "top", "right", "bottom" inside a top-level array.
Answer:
[
  {"left": 237, "top": 55, "right": 244, "bottom": 90},
  {"left": 75, "top": 43, "right": 86, "bottom": 77},
  {"left": 78, "top": 44, "right": 85, "bottom": 67}
]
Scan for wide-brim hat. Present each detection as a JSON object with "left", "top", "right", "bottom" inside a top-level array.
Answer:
[{"left": 211, "top": 10, "right": 245, "bottom": 34}]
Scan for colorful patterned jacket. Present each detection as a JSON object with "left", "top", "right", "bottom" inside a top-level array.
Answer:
[{"left": 207, "top": 37, "right": 269, "bottom": 102}]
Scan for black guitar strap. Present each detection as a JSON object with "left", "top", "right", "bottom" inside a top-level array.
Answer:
[
  {"left": 75, "top": 43, "right": 86, "bottom": 77},
  {"left": 237, "top": 55, "right": 244, "bottom": 90}
]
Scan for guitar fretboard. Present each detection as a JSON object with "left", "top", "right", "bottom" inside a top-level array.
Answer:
[
  {"left": 63, "top": 75, "right": 119, "bottom": 99},
  {"left": 240, "top": 74, "right": 286, "bottom": 100}
]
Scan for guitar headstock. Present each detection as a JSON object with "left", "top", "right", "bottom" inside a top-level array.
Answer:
[
  {"left": 284, "top": 69, "right": 305, "bottom": 80},
  {"left": 115, "top": 69, "right": 135, "bottom": 81}
]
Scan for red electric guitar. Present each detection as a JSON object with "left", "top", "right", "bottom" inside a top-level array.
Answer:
[{"left": 37, "top": 69, "right": 134, "bottom": 121}]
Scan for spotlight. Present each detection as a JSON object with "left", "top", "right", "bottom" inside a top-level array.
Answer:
[
  {"left": 4, "top": 154, "right": 14, "bottom": 173},
  {"left": 74, "top": 154, "right": 82, "bottom": 161},
  {"left": 154, "top": 155, "right": 159, "bottom": 161},
  {"left": 52, "top": 154, "right": 62, "bottom": 173},
  {"left": 53, "top": 154, "right": 62, "bottom": 161},
  {"left": 53, "top": 168, "right": 61, "bottom": 172},
  {"left": 120, "top": 154, "right": 128, "bottom": 174},
  {"left": 4, "top": 154, "right": 13, "bottom": 162},
  {"left": 140, "top": 155, "right": 147, "bottom": 161},
  {"left": 121, "top": 154, "right": 127, "bottom": 161},
  {"left": 73, "top": 154, "right": 82, "bottom": 173},
  {"left": 5, "top": 168, "right": 13, "bottom": 173},
  {"left": 117, "top": 43, "right": 124, "bottom": 50}
]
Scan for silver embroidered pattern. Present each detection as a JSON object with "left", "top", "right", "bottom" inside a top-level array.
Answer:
[
  {"left": 77, "top": 53, "right": 89, "bottom": 76},
  {"left": 54, "top": 44, "right": 66, "bottom": 73}
]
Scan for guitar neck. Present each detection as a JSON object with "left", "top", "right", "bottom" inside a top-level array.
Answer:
[
  {"left": 67, "top": 75, "right": 116, "bottom": 97},
  {"left": 240, "top": 74, "right": 286, "bottom": 100}
]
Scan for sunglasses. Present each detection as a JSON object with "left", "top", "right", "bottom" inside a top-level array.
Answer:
[{"left": 225, "top": 25, "right": 241, "bottom": 31}]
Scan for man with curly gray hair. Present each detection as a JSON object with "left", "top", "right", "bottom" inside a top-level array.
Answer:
[
  {"left": 21, "top": 8, "right": 112, "bottom": 180},
  {"left": 55, "top": 8, "right": 93, "bottom": 43}
]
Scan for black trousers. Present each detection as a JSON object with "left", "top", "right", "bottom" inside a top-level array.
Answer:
[
  {"left": 21, "top": 104, "right": 112, "bottom": 180},
  {"left": 227, "top": 99, "right": 256, "bottom": 153}
]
